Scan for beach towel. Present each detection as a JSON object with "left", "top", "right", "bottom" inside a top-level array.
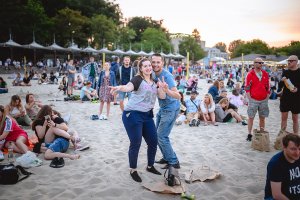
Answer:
[
  {"left": 184, "top": 166, "right": 221, "bottom": 183},
  {"left": 274, "top": 129, "right": 291, "bottom": 150},
  {"left": 251, "top": 129, "right": 270, "bottom": 152}
]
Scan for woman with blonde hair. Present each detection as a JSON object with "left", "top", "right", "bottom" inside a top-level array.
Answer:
[
  {"left": 98, "top": 62, "right": 117, "bottom": 120},
  {"left": 215, "top": 98, "right": 243, "bottom": 123},
  {"left": 5, "top": 95, "right": 32, "bottom": 126},
  {"left": 200, "top": 93, "right": 217, "bottom": 126}
]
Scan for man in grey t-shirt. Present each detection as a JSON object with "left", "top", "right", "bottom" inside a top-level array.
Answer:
[{"left": 67, "top": 59, "right": 76, "bottom": 96}]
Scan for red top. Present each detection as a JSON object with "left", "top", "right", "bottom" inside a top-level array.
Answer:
[
  {"left": 3, "top": 116, "right": 28, "bottom": 142},
  {"left": 245, "top": 69, "right": 270, "bottom": 101}
]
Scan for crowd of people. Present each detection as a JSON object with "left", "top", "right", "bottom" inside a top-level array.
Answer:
[{"left": 0, "top": 53, "right": 300, "bottom": 199}]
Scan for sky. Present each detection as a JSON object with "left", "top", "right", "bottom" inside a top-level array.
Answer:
[{"left": 115, "top": 0, "right": 300, "bottom": 48}]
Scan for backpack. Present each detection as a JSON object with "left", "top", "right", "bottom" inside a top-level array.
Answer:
[{"left": 0, "top": 164, "right": 32, "bottom": 185}]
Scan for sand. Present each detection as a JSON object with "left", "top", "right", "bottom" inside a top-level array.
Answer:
[{"left": 0, "top": 73, "right": 297, "bottom": 200}]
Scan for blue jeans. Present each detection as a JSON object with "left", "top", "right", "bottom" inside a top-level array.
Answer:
[
  {"left": 118, "top": 91, "right": 131, "bottom": 101},
  {"left": 45, "top": 138, "right": 69, "bottom": 153},
  {"left": 88, "top": 76, "right": 96, "bottom": 89},
  {"left": 122, "top": 110, "right": 157, "bottom": 169},
  {"left": 156, "top": 108, "right": 180, "bottom": 165}
]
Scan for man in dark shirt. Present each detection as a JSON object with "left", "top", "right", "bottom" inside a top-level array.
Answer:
[
  {"left": 279, "top": 55, "right": 300, "bottom": 135},
  {"left": 116, "top": 56, "right": 134, "bottom": 111},
  {"left": 265, "top": 134, "right": 300, "bottom": 200}
]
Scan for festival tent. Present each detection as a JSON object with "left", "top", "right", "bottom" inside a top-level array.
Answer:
[
  {"left": 125, "top": 49, "right": 137, "bottom": 56},
  {"left": 276, "top": 59, "right": 300, "bottom": 65},
  {"left": 136, "top": 50, "right": 148, "bottom": 57},
  {"left": 0, "top": 34, "right": 23, "bottom": 60},
  {"left": 83, "top": 46, "right": 98, "bottom": 53}
]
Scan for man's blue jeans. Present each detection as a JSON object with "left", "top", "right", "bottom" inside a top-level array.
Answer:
[
  {"left": 156, "top": 108, "right": 180, "bottom": 165},
  {"left": 122, "top": 110, "right": 157, "bottom": 169},
  {"left": 88, "top": 76, "right": 96, "bottom": 89}
]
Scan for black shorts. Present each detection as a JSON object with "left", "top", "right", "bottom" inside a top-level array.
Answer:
[
  {"left": 280, "top": 100, "right": 300, "bottom": 114},
  {"left": 223, "top": 113, "right": 233, "bottom": 122}
]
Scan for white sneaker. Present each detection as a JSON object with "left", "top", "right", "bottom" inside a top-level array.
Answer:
[
  {"left": 99, "top": 114, "right": 104, "bottom": 120},
  {"left": 102, "top": 114, "right": 108, "bottom": 120},
  {"left": 0, "top": 151, "right": 4, "bottom": 161}
]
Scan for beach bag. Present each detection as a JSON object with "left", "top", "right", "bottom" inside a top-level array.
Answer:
[
  {"left": 251, "top": 129, "right": 270, "bottom": 152},
  {"left": 0, "top": 164, "right": 32, "bottom": 185},
  {"left": 274, "top": 130, "right": 291, "bottom": 150}
]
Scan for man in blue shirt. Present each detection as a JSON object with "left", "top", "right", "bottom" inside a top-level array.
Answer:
[
  {"left": 151, "top": 53, "right": 181, "bottom": 169},
  {"left": 264, "top": 134, "right": 300, "bottom": 200}
]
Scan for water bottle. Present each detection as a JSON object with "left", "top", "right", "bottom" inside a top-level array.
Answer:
[{"left": 7, "top": 142, "right": 15, "bottom": 164}]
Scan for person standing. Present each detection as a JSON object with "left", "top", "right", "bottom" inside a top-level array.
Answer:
[
  {"left": 98, "top": 62, "right": 116, "bottom": 120},
  {"left": 245, "top": 58, "right": 270, "bottom": 141},
  {"left": 151, "top": 53, "right": 181, "bottom": 169},
  {"left": 279, "top": 55, "right": 300, "bottom": 135},
  {"left": 116, "top": 56, "right": 135, "bottom": 111},
  {"left": 110, "top": 58, "right": 166, "bottom": 182},
  {"left": 67, "top": 59, "right": 76, "bottom": 96},
  {"left": 82, "top": 56, "right": 98, "bottom": 89},
  {"left": 264, "top": 134, "right": 300, "bottom": 200},
  {"left": 110, "top": 56, "right": 120, "bottom": 105}
]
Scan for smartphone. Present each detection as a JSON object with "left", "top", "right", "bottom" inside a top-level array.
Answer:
[{"left": 44, "top": 115, "right": 51, "bottom": 122}]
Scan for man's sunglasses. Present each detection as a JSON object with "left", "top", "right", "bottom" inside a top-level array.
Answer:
[
  {"left": 254, "top": 62, "right": 264, "bottom": 64},
  {"left": 288, "top": 60, "right": 296, "bottom": 63}
]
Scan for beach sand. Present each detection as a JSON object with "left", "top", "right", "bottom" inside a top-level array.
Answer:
[{"left": 0, "top": 74, "right": 297, "bottom": 200}]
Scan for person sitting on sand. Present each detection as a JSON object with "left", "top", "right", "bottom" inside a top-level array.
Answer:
[
  {"left": 214, "top": 98, "right": 243, "bottom": 124},
  {"left": 49, "top": 71, "right": 58, "bottom": 84},
  {"left": 31, "top": 105, "right": 80, "bottom": 160},
  {"left": 5, "top": 95, "right": 32, "bottom": 126},
  {"left": 0, "top": 105, "right": 29, "bottom": 154},
  {"left": 12, "top": 72, "right": 22, "bottom": 86},
  {"left": 74, "top": 75, "right": 84, "bottom": 90},
  {"left": 0, "top": 77, "right": 8, "bottom": 94},
  {"left": 214, "top": 89, "right": 238, "bottom": 111},
  {"left": 208, "top": 80, "right": 219, "bottom": 100},
  {"left": 228, "top": 88, "right": 244, "bottom": 108},
  {"left": 25, "top": 93, "right": 43, "bottom": 120},
  {"left": 110, "top": 58, "right": 166, "bottom": 182},
  {"left": 185, "top": 90, "right": 201, "bottom": 127},
  {"left": 175, "top": 92, "right": 187, "bottom": 125},
  {"left": 58, "top": 75, "right": 67, "bottom": 95},
  {"left": 38, "top": 70, "right": 47, "bottom": 84},
  {"left": 200, "top": 93, "right": 217, "bottom": 126},
  {"left": 20, "top": 72, "right": 32, "bottom": 86},
  {"left": 80, "top": 81, "right": 98, "bottom": 102}
]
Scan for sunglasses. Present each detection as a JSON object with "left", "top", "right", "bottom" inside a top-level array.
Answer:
[
  {"left": 288, "top": 60, "right": 296, "bottom": 63},
  {"left": 254, "top": 62, "right": 264, "bottom": 64}
]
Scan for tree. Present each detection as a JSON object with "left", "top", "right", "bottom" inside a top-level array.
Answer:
[
  {"left": 127, "top": 17, "right": 164, "bottom": 42},
  {"left": 118, "top": 27, "right": 136, "bottom": 49},
  {"left": 179, "top": 36, "right": 205, "bottom": 62},
  {"left": 274, "top": 41, "right": 300, "bottom": 58},
  {"left": 228, "top": 39, "right": 245, "bottom": 55},
  {"left": 53, "top": 8, "right": 90, "bottom": 47},
  {"left": 139, "top": 28, "right": 171, "bottom": 52},
  {"left": 91, "top": 14, "right": 118, "bottom": 48},
  {"left": 214, "top": 42, "right": 227, "bottom": 52},
  {"left": 231, "top": 39, "right": 271, "bottom": 58},
  {"left": 192, "top": 28, "right": 201, "bottom": 42}
]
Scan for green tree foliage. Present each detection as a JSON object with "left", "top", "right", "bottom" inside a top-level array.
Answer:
[
  {"left": 228, "top": 39, "right": 245, "bottom": 55},
  {"left": 53, "top": 8, "right": 90, "bottom": 47},
  {"left": 231, "top": 39, "right": 271, "bottom": 58},
  {"left": 139, "top": 28, "right": 171, "bottom": 52},
  {"left": 179, "top": 36, "right": 205, "bottom": 62},
  {"left": 127, "top": 17, "right": 164, "bottom": 42},
  {"left": 0, "top": 0, "right": 52, "bottom": 44},
  {"left": 275, "top": 41, "right": 300, "bottom": 58},
  {"left": 214, "top": 42, "right": 227, "bottom": 52},
  {"left": 118, "top": 27, "right": 136, "bottom": 49},
  {"left": 91, "top": 14, "right": 118, "bottom": 48}
]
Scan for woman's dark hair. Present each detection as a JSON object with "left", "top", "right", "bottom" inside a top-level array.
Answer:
[
  {"left": 10, "top": 95, "right": 22, "bottom": 109},
  {"left": 32, "top": 105, "right": 53, "bottom": 130},
  {"left": 213, "top": 80, "right": 219, "bottom": 89},
  {"left": 52, "top": 109, "right": 61, "bottom": 117},
  {"left": 25, "top": 93, "right": 34, "bottom": 103},
  {"left": 232, "top": 89, "right": 239, "bottom": 96}
]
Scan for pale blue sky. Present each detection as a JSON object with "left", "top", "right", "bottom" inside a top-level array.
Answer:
[{"left": 115, "top": 0, "right": 300, "bottom": 47}]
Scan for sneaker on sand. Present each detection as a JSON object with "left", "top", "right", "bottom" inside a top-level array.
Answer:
[
  {"left": 0, "top": 151, "right": 4, "bottom": 161},
  {"left": 102, "top": 114, "right": 108, "bottom": 120},
  {"left": 99, "top": 114, "right": 104, "bottom": 120}
]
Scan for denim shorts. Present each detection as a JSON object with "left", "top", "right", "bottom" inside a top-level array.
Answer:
[
  {"left": 117, "top": 91, "right": 131, "bottom": 101},
  {"left": 247, "top": 98, "right": 269, "bottom": 118},
  {"left": 45, "top": 138, "right": 69, "bottom": 153}
]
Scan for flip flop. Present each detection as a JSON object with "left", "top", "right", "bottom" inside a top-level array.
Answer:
[{"left": 50, "top": 157, "right": 65, "bottom": 168}]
